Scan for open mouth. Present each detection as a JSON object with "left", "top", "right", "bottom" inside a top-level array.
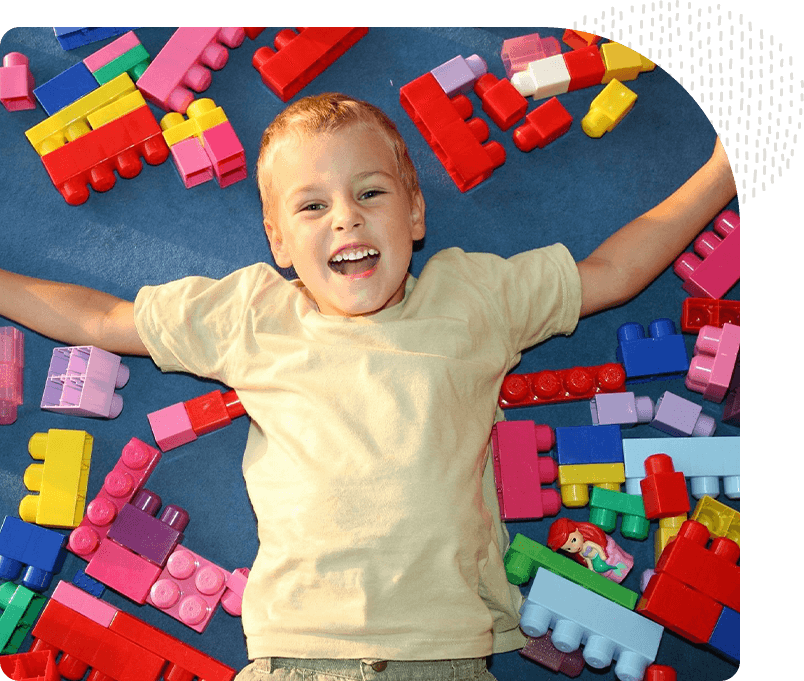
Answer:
[{"left": 328, "top": 247, "right": 380, "bottom": 276}]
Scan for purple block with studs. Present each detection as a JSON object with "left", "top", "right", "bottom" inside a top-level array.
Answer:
[
  {"left": 589, "top": 392, "right": 653, "bottom": 427},
  {"left": 430, "top": 54, "right": 487, "bottom": 97},
  {"left": 650, "top": 391, "right": 716, "bottom": 437}
]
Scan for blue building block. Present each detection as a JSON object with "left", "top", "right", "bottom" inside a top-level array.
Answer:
[
  {"left": 708, "top": 605, "right": 739, "bottom": 662},
  {"left": 71, "top": 568, "right": 105, "bottom": 598},
  {"left": 615, "top": 319, "right": 689, "bottom": 381},
  {"left": 53, "top": 27, "right": 136, "bottom": 51},
  {"left": 556, "top": 424, "right": 623, "bottom": 465},
  {"left": 0, "top": 516, "right": 67, "bottom": 592},
  {"left": 33, "top": 62, "right": 98, "bottom": 116}
]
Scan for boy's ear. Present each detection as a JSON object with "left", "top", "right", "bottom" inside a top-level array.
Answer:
[
  {"left": 410, "top": 190, "right": 426, "bottom": 241},
  {"left": 264, "top": 219, "right": 293, "bottom": 268}
]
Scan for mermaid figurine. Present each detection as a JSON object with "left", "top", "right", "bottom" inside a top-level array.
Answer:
[{"left": 547, "top": 517, "right": 633, "bottom": 583}]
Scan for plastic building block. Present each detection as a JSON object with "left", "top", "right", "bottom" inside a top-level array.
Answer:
[
  {"left": 33, "top": 63, "right": 97, "bottom": 116},
  {"left": 503, "top": 534, "right": 638, "bottom": 609},
  {"left": 39, "top": 103, "right": 169, "bottom": 206},
  {"left": 0, "top": 517, "right": 67, "bottom": 592},
  {"left": 20, "top": 428, "right": 93, "bottom": 528},
  {"left": 520, "top": 631, "right": 585, "bottom": 677},
  {"left": 588, "top": 487, "right": 649, "bottom": 539},
  {"left": 148, "top": 401, "right": 197, "bottom": 450},
  {"left": 557, "top": 463, "right": 625, "bottom": 508},
  {"left": 510, "top": 53, "right": 571, "bottom": 99},
  {"left": 555, "top": 424, "right": 623, "bottom": 466},
  {"left": 654, "top": 515, "right": 686, "bottom": 563},
  {"left": 430, "top": 54, "right": 487, "bottom": 98},
  {"left": 499, "top": 363, "right": 626, "bottom": 409},
  {"left": 563, "top": 45, "right": 605, "bottom": 91},
  {"left": 562, "top": 30, "right": 600, "bottom": 50},
  {"left": 84, "top": 32, "right": 150, "bottom": 85},
  {"left": 68, "top": 438, "right": 161, "bottom": 560},
  {"left": 0, "top": 326, "right": 24, "bottom": 425},
  {"left": 146, "top": 546, "right": 231, "bottom": 632},
  {"left": 639, "top": 454, "right": 690, "bottom": 519},
  {"left": 85, "top": 537, "right": 163, "bottom": 604},
  {"left": 501, "top": 32, "right": 561, "bottom": 79},
  {"left": 644, "top": 665, "right": 677, "bottom": 681},
  {"left": 472, "top": 74, "right": 527, "bottom": 130},
  {"left": 243, "top": 27, "right": 266, "bottom": 40},
  {"left": 680, "top": 297, "right": 739, "bottom": 333},
  {"left": 400, "top": 72, "right": 506, "bottom": 192},
  {"left": 0, "top": 649, "right": 59, "bottom": 681},
  {"left": 51, "top": 580, "right": 117, "bottom": 627},
  {"left": 622, "top": 436, "right": 739, "bottom": 499},
  {"left": 582, "top": 79, "right": 637, "bottom": 138},
  {"left": 106, "top": 489, "right": 189, "bottom": 567},
  {"left": 490, "top": 421, "right": 560, "bottom": 521},
  {"left": 220, "top": 567, "right": 249, "bottom": 616},
  {"left": 159, "top": 97, "right": 228, "bottom": 147},
  {"left": 673, "top": 209, "right": 740, "bottom": 299},
  {"left": 600, "top": 42, "right": 655, "bottom": 83},
  {"left": 53, "top": 27, "right": 135, "bottom": 51},
  {"left": 650, "top": 391, "right": 716, "bottom": 437},
  {"left": 691, "top": 495, "right": 740, "bottom": 546},
  {"left": 252, "top": 27, "right": 368, "bottom": 102},
  {"left": 41, "top": 346, "right": 129, "bottom": 418},
  {"left": 136, "top": 28, "right": 245, "bottom": 113},
  {"left": 520, "top": 569, "right": 663, "bottom": 681},
  {"left": 0, "top": 582, "right": 46, "bottom": 654},
  {"left": 0, "top": 53, "right": 36, "bottom": 111},
  {"left": 168, "top": 136, "right": 215, "bottom": 188},
  {"left": 590, "top": 392, "right": 653, "bottom": 427},
  {"left": 615, "top": 319, "right": 689, "bottom": 381},
  {"left": 201, "top": 120, "right": 248, "bottom": 187},
  {"left": 83, "top": 89, "right": 149, "bottom": 130},
  {"left": 512, "top": 96, "right": 573, "bottom": 152},
  {"left": 184, "top": 388, "right": 246, "bottom": 437},
  {"left": 83, "top": 31, "right": 141, "bottom": 72},
  {"left": 71, "top": 568, "right": 105, "bottom": 598},
  {"left": 708, "top": 605, "right": 739, "bottom": 662},
  {"left": 685, "top": 323, "right": 739, "bottom": 402},
  {"left": 721, "top": 354, "right": 739, "bottom": 426}
]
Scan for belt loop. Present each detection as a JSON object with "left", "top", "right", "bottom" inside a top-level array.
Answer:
[{"left": 266, "top": 657, "right": 275, "bottom": 673}]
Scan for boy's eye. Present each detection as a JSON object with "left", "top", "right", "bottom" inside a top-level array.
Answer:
[
  {"left": 360, "top": 189, "right": 384, "bottom": 200},
  {"left": 301, "top": 202, "right": 325, "bottom": 212}
]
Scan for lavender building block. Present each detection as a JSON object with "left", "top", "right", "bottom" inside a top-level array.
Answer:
[{"left": 650, "top": 391, "right": 716, "bottom": 437}]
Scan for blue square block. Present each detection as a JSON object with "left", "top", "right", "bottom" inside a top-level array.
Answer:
[
  {"left": 53, "top": 27, "right": 136, "bottom": 51},
  {"left": 33, "top": 62, "right": 98, "bottom": 115},
  {"left": 708, "top": 605, "right": 739, "bottom": 662},
  {"left": 616, "top": 319, "right": 689, "bottom": 381},
  {"left": 556, "top": 424, "right": 623, "bottom": 465},
  {"left": 0, "top": 516, "right": 67, "bottom": 591}
]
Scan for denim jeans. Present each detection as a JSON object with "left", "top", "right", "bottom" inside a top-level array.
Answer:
[{"left": 234, "top": 657, "right": 497, "bottom": 681}]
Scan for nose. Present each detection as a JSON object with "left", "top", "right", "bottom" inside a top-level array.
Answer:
[{"left": 331, "top": 196, "right": 363, "bottom": 232}]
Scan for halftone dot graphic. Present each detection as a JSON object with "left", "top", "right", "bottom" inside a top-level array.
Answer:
[{"left": 574, "top": 1, "right": 803, "bottom": 204}]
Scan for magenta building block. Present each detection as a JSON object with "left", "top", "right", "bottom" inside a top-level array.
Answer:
[
  {"left": 68, "top": 438, "right": 161, "bottom": 560},
  {"left": 501, "top": 33, "right": 562, "bottom": 79},
  {"left": 685, "top": 323, "right": 740, "bottom": 403},
  {"left": 137, "top": 27, "right": 245, "bottom": 113},
  {"left": 589, "top": 392, "right": 653, "bottom": 427},
  {"left": 106, "top": 489, "right": 189, "bottom": 567},
  {"left": 673, "top": 209, "right": 739, "bottom": 299},
  {"left": 521, "top": 630, "right": 585, "bottom": 677},
  {"left": 220, "top": 566, "right": 249, "bottom": 616},
  {"left": 0, "top": 327, "right": 24, "bottom": 425},
  {"left": 83, "top": 31, "right": 141, "bottom": 72},
  {"left": 0, "top": 52, "right": 36, "bottom": 111},
  {"left": 147, "top": 546, "right": 231, "bottom": 632},
  {"left": 201, "top": 120, "right": 247, "bottom": 187},
  {"left": 490, "top": 421, "right": 560, "bottom": 521},
  {"left": 85, "top": 537, "right": 162, "bottom": 604},
  {"left": 148, "top": 401, "right": 197, "bottom": 451},
  {"left": 41, "top": 346, "right": 129, "bottom": 419},
  {"left": 650, "top": 391, "right": 716, "bottom": 437},
  {"left": 430, "top": 54, "right": 487, "bottom": 97},
  {"left": 170, "top": 136, "right": 214, "bottom": 188}
]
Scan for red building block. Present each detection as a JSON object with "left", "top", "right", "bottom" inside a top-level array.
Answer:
[
  {"left": 0, "top": 650, "right": 59, "bottom": 681},
  {"left": 400, "top": 72, "right": 506, "bottom": 192},
  {"left": 673, "top": 209, "right": 739, "bottom": 299},
  {"left": 645, "top": 665, "right": 677, "bottom": 681},
  {"left": 39, "top": 104, "right": 169, "bottom": 205},
  {"left": 185, "top": 388, "right": 246, "bottom": 436},
  {"left": 473, "top": 73, "right": 528, "bottom": 130},
  {"left": 252, "top": 28, "right": 368, "bottom": 102},
  {"left": 243, "top": 28, "right": 266, "bottom": 40},
  {"left": 639, "top": 453, "right": 690, "bottom": 519},
  {"left": 499, "top": 363, "right": 626, "bottom": 409},
  {"left": 563, "top": 45, "right": 605, "bottom": 91},
  {"left": 680, "top": 298, "right": 739, "bottom": 333},
  {"left": 512, "top": 97, "right": 573, "bottom": 152},
  {"left": 562, "top": 29, "right": 600, "bottom": 50}
]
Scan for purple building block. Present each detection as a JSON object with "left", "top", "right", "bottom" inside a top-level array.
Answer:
[
  {"left": 0, "top": 327, "right": 24, "bottom": 425},
  {"left": 41, "top": 346, "right": 129, "bottom": 419},
  {"left": 501, "top": 32, "right": 562, "bottom": 79},
  {"left": 589, "top": 392, "right": 653, "bottom": 427},
  {"left": 106, "top": 490, "right": 189, "bottom": 568},
  {"left": 650, "top": 391, "right": 716, "bottom": 437},
  {"left": 430, "top": 54, "right": 487, "bottom": 97}
]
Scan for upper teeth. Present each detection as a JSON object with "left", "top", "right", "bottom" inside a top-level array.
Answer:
[{"left": 331, "top": 248, "right": 378, "bottom": 263}]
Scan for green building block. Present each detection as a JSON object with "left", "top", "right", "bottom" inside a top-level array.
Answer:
[
  {"left": 589, "top": 486, "right": 650, "bottom": 539},
  {"left": 504, "top": 533, "right": 638, "bottom": 610},
  {"left": 0, "top": 581, "right": 46, "bottom": 653},
  {"left": 93, "top": 44, "right": 150, "bottom": 84}
]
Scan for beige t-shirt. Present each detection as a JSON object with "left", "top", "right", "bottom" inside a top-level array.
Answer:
[{"left": 134, "top": 245, "right": 582, "bottom": 660}]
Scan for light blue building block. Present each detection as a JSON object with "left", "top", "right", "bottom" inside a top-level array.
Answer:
[{"left": 520, "top": 568, "right": 664, "bottom": 681}]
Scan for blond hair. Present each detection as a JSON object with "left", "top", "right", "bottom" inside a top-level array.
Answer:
[{"left": 256, "top": 93, "right": 420, "bottom": 221}]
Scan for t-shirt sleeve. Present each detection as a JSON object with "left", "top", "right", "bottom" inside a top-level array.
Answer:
[{"left": 133, "top": 263, "right": 271, "bottom": 382}]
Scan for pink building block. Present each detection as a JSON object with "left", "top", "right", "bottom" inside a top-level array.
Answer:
[
  {"left": 83, "top": 31, "right": 141, "bottom": 72},
  {"left": 673, "top": 209, "right": 739, "bottom": 299},
  {"left": 589, "top": 392, "right": 653, "bottom": 427},
  {"left": 170, "top": 136, "right": 214, "bottom": 188},
  {"left": 51, "top": 580, "right": 118, "bottom": 626},
  {"left": 650, "top": 391, "right": 716, "bottom": 437},
  {"left": 0, "top": 326, "right": 24, "bottom": 425},
  {"left": 85, "top": 537, "right": 163, "bottom": 604},
  {"left": 137, "top": 27, "right": 245, "bottom": 113},
  {"left": 147, "top": 546, "right": 231, "bottom": 632},
  {"left": 68, "top": 438, "right": 162, "bottom": 560},
  {"left": 147, "top": 401, "right": 197, "bottom": 451},
  {"left": 430, "top": 54, "right": 487, "bottom": 98},
  {"left": 41, "top": 346, "right": 129, "bottom": 419},
  {"left": 0, "top": 52, "right": 36, "bottom": 111},
  {"left": 685, "top": 323, "right": 740, "bottom": 403},
  {"left": 500, "top": 32, "right": 561, "bottom": 79},
  {"left": 220, "top": 567, "right": 249, "bottom": 616},
  {"left": 490, "top": 421, "right": 560, "bottom": 521},
  {"left": 202, "top": 120, "right": 247, "bottom": 187}
]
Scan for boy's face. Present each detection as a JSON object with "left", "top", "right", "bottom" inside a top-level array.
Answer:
[{"left": 263, "top": 124, "right": 425, "bottom": 317}]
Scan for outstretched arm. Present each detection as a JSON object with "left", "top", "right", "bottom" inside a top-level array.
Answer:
[
  {"left": 577, "top": 139, "right": 737, "bottom": 317},
  {"left": 0, "top": 268, "right": 149, "bottom": 356}
]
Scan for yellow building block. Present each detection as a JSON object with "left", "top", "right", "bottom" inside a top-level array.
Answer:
[
  {"left": 87, "top": 89, "right": 147, "bottom": 130},
  {"left": 581, "top": 79, "right": 637, "bottom": 138},
  {"left": 24, "top": 73, "right": 136, "bottom": 156},
  {"left": 691, "top": 495, "right": 740, "bottom": 546},
  {"left": 159, "top": 98, "right": 228, "bottom": 148},
  {"left": 654, "top": 514, "right": 686, "bottom": 563},
  {"left": 19, "top": 429, "right": 93, "bottom": 529},
  {"left": 557, "top": 463, "right": 625, "bottom": 507},
  {"left": 600, "top": 42, "right": 652, "bottom": 83}
]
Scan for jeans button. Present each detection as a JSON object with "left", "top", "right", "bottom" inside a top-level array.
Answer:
[{"left": 371, "top": 661, "right": 388, "bottom": 672}]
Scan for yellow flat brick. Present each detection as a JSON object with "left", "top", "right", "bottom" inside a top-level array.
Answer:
[
  {"left": 87, "top": 89, "right": 147, "bottom": 129},
  {"left": 160, "top": 98, "right": 228, "bottom": 147},
  {"left": 691, "top": 495, "right": 740, "bottom": 546},
  {"left": 600, "top": 42, "right": 645, "bottom": 83},
  {"left": 558, "top": 463, "right": 625, "bottom": 507},
  {"left": 654, "top": 514, "right": 687, "bottom": 562},
  {"left": 25, "top": 73, "right": 136, "bottom": 156}
]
